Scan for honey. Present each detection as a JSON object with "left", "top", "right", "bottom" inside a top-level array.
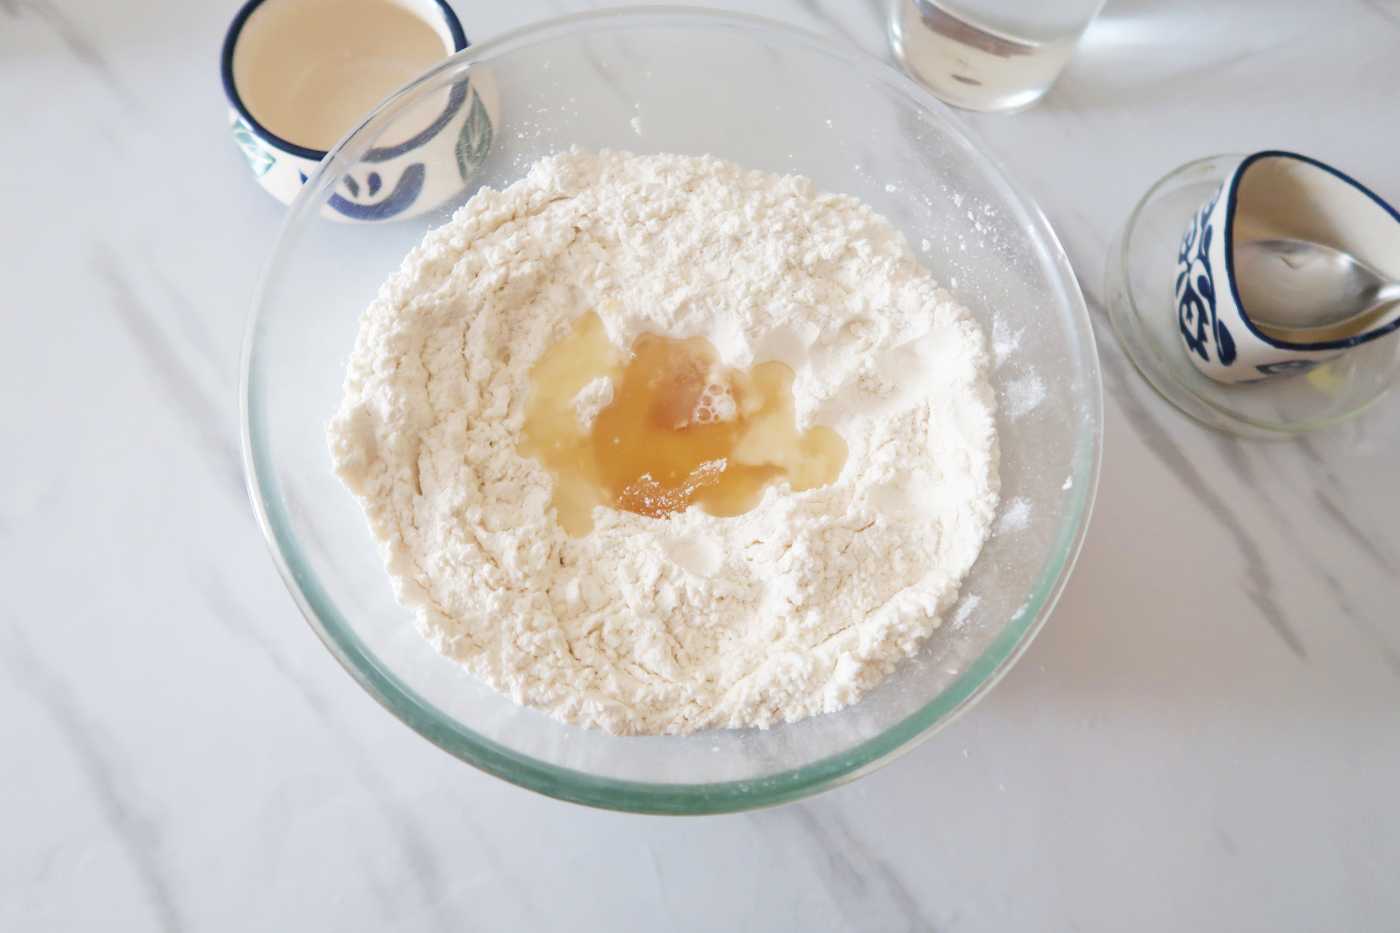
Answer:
[{"left": 520, "top": 312, "right": 847, "bottom": 536}]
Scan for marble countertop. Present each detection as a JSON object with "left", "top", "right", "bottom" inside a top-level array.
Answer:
[{"left": 4, "top": 0, "right": 1399, "bottom": 929}]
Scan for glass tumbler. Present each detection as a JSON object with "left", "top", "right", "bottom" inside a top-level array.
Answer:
[{"left": 889, "top": 0, "right": 1105, "bottom": 112}]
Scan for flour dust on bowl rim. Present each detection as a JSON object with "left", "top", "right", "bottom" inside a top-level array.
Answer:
[{"left": 240, "top": 7, "right": 1103, "bottom": 814}]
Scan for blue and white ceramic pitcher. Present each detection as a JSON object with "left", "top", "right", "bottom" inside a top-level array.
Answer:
[
  {"left": 221, "top": 0, "right": 497, "bottom": 223},
  {"left": 1176, "top": 151, "right": 1400, "bottom": 384}
]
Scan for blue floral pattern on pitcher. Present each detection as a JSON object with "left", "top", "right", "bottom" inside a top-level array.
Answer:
[
  {"left": 1176, "top": 186, "right": 1236, "bottom": 367},
  {"left": 454, "top": 86, "right": 493, "bottom": 181},
  {"left": 230, "top": 116, "right": 275, "bottom": 177},
  {"left": 327, "top": 164, "right": 426, "bottom": 221},
  {"left": 1255, "top": 359, "right": 1319, "bottom": 377}
]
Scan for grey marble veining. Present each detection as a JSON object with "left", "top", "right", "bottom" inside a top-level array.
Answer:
[
  {"left": 2, "top": 0, "right": 1399, "bottom": 930},
  {"left": 1, "top": 621, "right": 185, "bottom": 932}
]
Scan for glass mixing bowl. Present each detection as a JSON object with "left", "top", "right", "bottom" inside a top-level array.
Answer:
[{"left": 241, "top": 8, "right": 1102, "bottom": 813}]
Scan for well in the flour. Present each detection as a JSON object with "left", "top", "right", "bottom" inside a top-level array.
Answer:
[{"left": 519, "top": 311, "right": 849, "bottom": 536}]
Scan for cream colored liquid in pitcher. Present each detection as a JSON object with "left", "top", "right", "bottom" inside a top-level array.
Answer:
[{"left": 234, "top": 0, "right": 449, "bottom": 150}]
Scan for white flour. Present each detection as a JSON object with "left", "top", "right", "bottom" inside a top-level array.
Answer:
[
  {"left": 329, "top": 150, "right": 999, "bottom": 735},
  {"left": 571, "top": 376, "right": 614, "bottom": 431}
]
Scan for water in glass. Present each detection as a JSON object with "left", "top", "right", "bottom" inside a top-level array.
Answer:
[{"left": 890, "top": 0, "right": 1104, "bottom": 112}]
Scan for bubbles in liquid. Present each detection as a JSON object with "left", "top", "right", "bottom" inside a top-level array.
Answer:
[
  {"left": 519, "top": 312, "right": 847, "bottom": 536},
  {"left": 690, "top": 382, "right": 736, "bottom": 426}
]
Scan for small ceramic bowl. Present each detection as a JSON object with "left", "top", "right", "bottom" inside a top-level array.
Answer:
[
  {"left": 1177, "top": 150, "right": 1400, "bottom": 383},
  {"left": 221, "top": 0, "right": 496, "bottom": 222}
]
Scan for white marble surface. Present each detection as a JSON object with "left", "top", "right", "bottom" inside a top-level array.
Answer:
[{"left": 4, "top": 0, "right": 1400, "bottom": 929}]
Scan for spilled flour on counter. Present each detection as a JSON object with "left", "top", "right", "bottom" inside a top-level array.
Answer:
[{"left": 329, "top": 150, "right": 999, "bottom": 734}]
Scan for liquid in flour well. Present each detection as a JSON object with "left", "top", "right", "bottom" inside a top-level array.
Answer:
[{"left": 520, "top": 312, "right": 848, "bottom": 536}]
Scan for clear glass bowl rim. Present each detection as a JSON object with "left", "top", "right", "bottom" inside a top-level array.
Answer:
[{"left": 240, "top": 5, "right": 1104, "bottom": 814}]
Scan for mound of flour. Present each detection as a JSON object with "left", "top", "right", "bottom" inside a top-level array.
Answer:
[{"left": 328, "top": 150, "right": 999, "bottom": 735}]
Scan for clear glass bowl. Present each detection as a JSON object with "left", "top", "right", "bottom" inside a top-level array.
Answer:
[{"left": 241, "top": 8, "right": 1103, "bottom": 813}]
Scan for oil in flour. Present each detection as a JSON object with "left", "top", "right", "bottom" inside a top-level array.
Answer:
[{"left": 520, "top": 311, "right": 848, "bottom": 535}]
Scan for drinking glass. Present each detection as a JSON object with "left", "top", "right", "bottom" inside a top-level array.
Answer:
[{"left": 889, "top": 0, "right": 1105, "bottom": 112}]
